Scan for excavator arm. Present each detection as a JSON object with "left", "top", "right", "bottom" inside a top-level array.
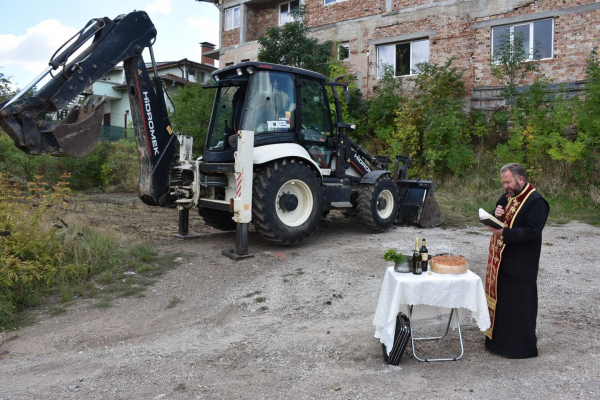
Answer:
[{"left": 0, "top": 11, "right": 178, "bottom": 205}]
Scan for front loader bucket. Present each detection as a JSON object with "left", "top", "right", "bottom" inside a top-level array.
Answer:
[
  {"left": 0, "top": 95, "right": 105, "bottom": 157},
  {"left": 396, "top": 180, "right": 444, "bottom": 228}
]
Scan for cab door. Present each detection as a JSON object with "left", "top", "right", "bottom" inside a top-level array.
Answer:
[{"left": 297, "top": 77, "right": 334, "bottom": 168}]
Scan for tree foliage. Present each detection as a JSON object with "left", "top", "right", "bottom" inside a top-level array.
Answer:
[
  {"left": 170, "top": 82, "right": 215, "bottom": 152},
  {"left": 257, "top": 6, "right": 333, "bottom": 75}
]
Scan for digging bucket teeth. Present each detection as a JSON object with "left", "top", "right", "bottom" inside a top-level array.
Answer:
[{"left": 0, "top": 95, "right": 106, "bottom": 157}]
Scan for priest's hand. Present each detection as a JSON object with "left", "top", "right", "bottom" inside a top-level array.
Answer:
[{"left": 488, "top": 226, "right": 504, "bottom": 236}]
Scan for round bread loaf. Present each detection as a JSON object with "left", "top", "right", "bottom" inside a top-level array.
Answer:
[{"left": 430, "top": 255, "right": 468, "bottom": 274}]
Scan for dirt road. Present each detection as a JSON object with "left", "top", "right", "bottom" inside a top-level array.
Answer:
[{"left": 0, "top": 193, "right": 598, "bottom": 399}]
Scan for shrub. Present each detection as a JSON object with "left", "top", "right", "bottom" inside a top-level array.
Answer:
[{"left": 0, "top": 172, "right": 82, "bottom": 327}]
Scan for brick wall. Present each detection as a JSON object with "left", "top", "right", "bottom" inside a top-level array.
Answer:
[
  {"left": 473, "top": 0, "right": 599, "bottom": 87},
  {"left": 305, "top": 0, "right": 386, "bottom": 28},
  {"left": 247, "top": 4, "right": 279, "bottom": 42},
  {"left": 393, "top": 0, "right": 438, "bottom": 12},
  {"left": 221, "top": 0, "right": 240, "bottom": 48}
]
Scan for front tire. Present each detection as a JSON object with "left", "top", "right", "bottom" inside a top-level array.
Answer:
[
  {"left": 252, "top": 159, "right": 324, "bottom": 245},
  {"left": 356, "top": 177, "right": 398, "bottom": 232}
]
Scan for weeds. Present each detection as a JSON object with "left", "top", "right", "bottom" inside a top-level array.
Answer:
[
  {"left": 167, "top": 296, "right": 183, "bottom": 309},
  {"left": 0, "top": 173, "right": 179, "bottom": 329}
]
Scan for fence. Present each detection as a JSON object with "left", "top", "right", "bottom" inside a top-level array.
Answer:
[{"left": 100, "top": 125, "right": 133, "bottom": 142}]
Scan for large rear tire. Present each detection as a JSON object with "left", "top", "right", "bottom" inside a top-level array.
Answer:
[
  {"left": 198, "top": 208, "right": 236, "bottom": 231},
  {"left": 252, "top": 159, "right": 324, "bottom": 245},
  {"left": 357, "top": 176, "right": 398, "bottom": 232}
]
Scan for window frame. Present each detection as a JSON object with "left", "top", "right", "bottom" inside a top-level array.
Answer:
[
  {"left": 224, "top": 6, "right": 241, "bottom": 31},
  {"left": 279, "top": 1, "right": 300, "bottom": 26},
  {"left": 376, "top": 39, "right": 430, "bottom": 79},
  {"left": 491, "top": 18, "right": 554, "bottom": 62}
]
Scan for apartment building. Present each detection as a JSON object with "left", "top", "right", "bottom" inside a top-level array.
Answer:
[{"left": 202, "top": 0, "right": 599, "bottom": 107}]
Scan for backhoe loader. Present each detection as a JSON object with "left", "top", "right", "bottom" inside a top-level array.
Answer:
[{"left": 0, "top": 11, "right": 442, "bottom": 256}]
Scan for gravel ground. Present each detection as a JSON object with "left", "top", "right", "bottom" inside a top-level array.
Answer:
[{"left": 0, "top": 193, "right": 599, "bottom": 399}]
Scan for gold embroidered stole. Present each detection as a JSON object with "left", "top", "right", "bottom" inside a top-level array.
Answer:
[{"left": 484, "top": 183, "right": 536, "bottom": 339}]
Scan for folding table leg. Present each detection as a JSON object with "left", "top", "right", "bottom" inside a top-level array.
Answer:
[{"left": 407, "top": 305, "right": 465, "bottom": 362}]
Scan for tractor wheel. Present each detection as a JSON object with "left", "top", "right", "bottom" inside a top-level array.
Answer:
[
  {"left": 252, "top": 159, "right": 324, "bottom": 245},
  {"left": 356, "top": 176, "right": 399, "bottom": 232},
  {"left": 198, "top": 208, "right": 236, "bottom": 231}
]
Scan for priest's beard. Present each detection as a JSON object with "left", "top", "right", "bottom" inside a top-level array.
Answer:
[{"left": 506, "top": 181, "right": 524, "bottom": 197}]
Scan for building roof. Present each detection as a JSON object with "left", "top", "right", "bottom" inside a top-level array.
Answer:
[{"left": 108, "top": 58, "right": 217, "bottom": 73}]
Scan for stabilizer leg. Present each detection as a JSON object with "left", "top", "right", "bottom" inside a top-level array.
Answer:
[
  {"left": 222, "top": 223, "right": 254, "bottom": 260},
  {"left": 174, "top": 206, "right": 200, "bottom": 240}
]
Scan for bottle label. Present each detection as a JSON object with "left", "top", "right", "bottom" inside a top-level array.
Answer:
[{"left": 422, "top": 253, "right": 428, "bottom": 261}]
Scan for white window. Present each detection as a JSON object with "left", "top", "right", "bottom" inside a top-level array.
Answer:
[
  {"left": 325, "top": 0, "right": 344, "bottom": 4},
  {"left": 225, "top": 6, "right": 240, "bottom": 30},
  {"left": 492, "top": 19, "right": 553, "bottom": 61},
  {"left": 279, "top": 1, "right": 299, "bottom": 25},
  {"left": 339, "top": 42, "right": 349, "bottom": 61},
  {"left": 377, "top": 39, "right": 429, "bottom": 78}
]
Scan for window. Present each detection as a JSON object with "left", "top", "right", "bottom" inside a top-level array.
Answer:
[
  {"left": 377, "top": 39, "right": 429, "bottom": 78},
  {"left": 339, "top": 42, "right": 349, "bottom": 61},
  {"left": 299, "top": 78, "right": 333, "bottom": 167},
  {"left": 279, "top": 1, "right": 299, "bottom": 25},
  {"left": 242, "top": 72, "right": 296, "bottom": 134},
  {"left": 325, "top": 0, "right": 344, "bottom": 4},
  {"left": 225, "top": 6, "right": 240, "bottom": 30},
  {"left": 492, "top": 19, "right": 553, "bottom": 61}
]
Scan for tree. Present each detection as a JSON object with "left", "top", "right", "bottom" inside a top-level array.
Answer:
[
  {"left": 0, "top": 71, "right": 15, "bottom": 103},
  {"left": 257, "top": 6, "right": 333, "bottom": 75},
  {"left": 170, "top": 82, "right": 215, "bottom": 152}
]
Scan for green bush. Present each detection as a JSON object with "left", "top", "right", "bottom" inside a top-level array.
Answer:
[
  {"left": 0, "top": 135, "right": 138, "bottom": 191},
  {"left": 0, "top": 173, "right": 82, "bottom": 328}
]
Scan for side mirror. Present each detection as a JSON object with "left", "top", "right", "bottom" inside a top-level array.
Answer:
[{"left": 344, "top": 88, "right": 351, "bottom": 104}]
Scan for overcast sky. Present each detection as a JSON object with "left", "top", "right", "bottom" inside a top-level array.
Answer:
[{"left": 0, "top": 0, "right": 219, "bottom": 90}]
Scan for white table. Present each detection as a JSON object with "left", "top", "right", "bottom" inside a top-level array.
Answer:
[{"left": 373, "top": 267, "right": 491, "bottom": 362}]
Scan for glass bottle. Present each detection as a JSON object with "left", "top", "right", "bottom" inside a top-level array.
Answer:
[
  {"left": 420, "top": 238, "right": 429, "bottom": 272},
  {"left": 412, "top": 237, "right": 422, "bottom": 275}
]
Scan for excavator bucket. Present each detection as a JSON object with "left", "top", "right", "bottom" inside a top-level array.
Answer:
[
  {"left": 0, "top": 95, "right": 105, "bottom": 157},
  {"left": 44, "top": 96, "right": 106, "bottom": 157}
]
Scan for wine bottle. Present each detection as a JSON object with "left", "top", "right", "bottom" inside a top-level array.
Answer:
[
  {"left": 420, "top": 238, "right": 429, "bottom": 272},
  {"left": 412, "top": 237, "right": 422, "bottom": 275}
]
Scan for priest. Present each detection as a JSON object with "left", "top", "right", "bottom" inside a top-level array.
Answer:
[{"left": 484, "top": 163, "right": 550, "bottom": 358}]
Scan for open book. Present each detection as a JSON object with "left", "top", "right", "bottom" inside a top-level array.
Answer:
[{"left": 478, "top": 208, "right": 505, "bottom": 229}]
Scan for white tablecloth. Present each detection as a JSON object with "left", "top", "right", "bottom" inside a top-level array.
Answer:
[{"left": 373, "top": 267, "right": 491, "bottom": 353}]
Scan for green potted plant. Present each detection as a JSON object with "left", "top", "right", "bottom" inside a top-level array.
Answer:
[{"left": 383, "top": 249, "right": 411, "bottom": 273}]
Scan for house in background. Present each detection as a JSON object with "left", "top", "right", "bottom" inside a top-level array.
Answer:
[
  {"left": 92, "top": 42, "right": 217, "bottom": 135},
  {"left": 200, "top": 0, "right": 599, "bottom": 109}
]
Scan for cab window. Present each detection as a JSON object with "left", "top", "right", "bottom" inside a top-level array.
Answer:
[
  {"left": 242, "top": 71, "right": 296, "bottom": 134},
  {"left": 299, "top": 78, "right": 333, "bottom": 168}
]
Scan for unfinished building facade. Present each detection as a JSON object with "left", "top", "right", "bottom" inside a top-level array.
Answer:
[{"left": 202, "top": 0, "right": 600, "bottom": 107}]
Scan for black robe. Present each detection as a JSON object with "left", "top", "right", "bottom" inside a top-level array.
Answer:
[{"left": 485, "top": 189, "right": 549, "bottom": 358}]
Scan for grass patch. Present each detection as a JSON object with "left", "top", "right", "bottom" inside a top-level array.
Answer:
[
  {"left": 167, "top": 296, "right": 183, "bottom": 309},
  {"left": 48, "top": 306, "right": 67, "bottom": 316},
  {"left": 433, "top": 159, "right": 600, "bottom": 229},
  {"left": 258, "top": 306, "right": 268, "bottom": 312},
  {"left": 254, "top": 297, "right": 267, "bottom": 304},
  {"left": 92, "top": 299, "right": 114, "bottom": 309},
  {"left": 243, "top": 291, "right": 262, "bottom": 298}
]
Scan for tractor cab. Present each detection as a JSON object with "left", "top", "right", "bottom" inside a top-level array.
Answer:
[{"left": 202, "top": 62, "right": 334, "bottom": 169}]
